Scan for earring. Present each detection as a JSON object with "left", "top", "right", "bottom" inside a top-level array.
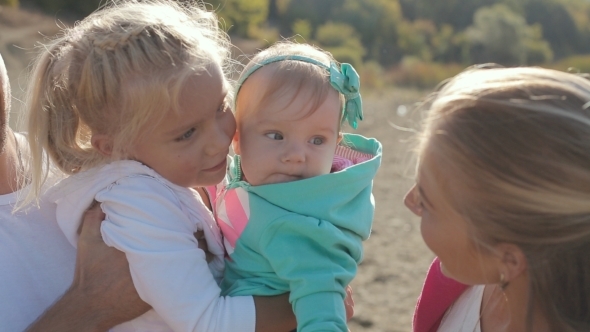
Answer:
[{"left": 499, "top": 272, "right": 509, "bottom": 290}]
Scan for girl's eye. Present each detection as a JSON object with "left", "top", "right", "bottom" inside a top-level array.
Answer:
[
  {"left": 310, "top": 137, "right": 324, "bottom": 145},
  {"left": 265, "top": 132, "right": 284, "bottom": 140},
  {"left": 176, "top": 128, "right": 196, "bottom": 141}
]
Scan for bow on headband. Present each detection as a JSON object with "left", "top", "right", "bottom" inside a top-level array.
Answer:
[{"left": 236, "top": 55, "right": 363, "bottom": 129}]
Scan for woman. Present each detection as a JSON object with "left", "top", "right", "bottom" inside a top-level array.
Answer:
[{"left": 408, "top": 65, "right": 590, "bottom": 332}]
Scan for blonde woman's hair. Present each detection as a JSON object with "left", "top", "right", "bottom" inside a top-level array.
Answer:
[
  {"left": 23, "top": 0, "right": 233, "bottom": 205},
  {"left": 419, "top": 65, "right": 590, "bottom": 331},
  {"left": 235, "top": 41, "right": 344, "bottom": 126},
  {"left": 0, "top": 52, "right": 9, "bottom": 150}
]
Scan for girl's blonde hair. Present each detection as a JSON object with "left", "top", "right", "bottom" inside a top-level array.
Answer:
[
  {"left": 420, "top": 65, "right": 590, "bottom": 331},
  {"left": 24, "top": 0, "right": 233, "bottom": 203},
  {"left": 235, "top": 41, "right": 344, "bottom": 126}
]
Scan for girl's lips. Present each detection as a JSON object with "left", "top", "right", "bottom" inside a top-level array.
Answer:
[{"left": 203, "top": 158, "right": 226, "bottom": 172}]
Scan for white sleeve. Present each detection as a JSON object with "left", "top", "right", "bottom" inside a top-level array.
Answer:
[{"left": 95, "top": 175, "right": 256, "bottom": 332}]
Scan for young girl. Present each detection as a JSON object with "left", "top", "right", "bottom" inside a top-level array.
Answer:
[
  {"left": 408, "top": 65, "right": 590, "bottom": 331},
  {"left": 208, "top": 42, "right": 382, "bottom": 332},
  {"left": 23, "top": 1, "right": 297, "bottom": 331}
]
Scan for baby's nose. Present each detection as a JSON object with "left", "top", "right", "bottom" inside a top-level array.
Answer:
[{"left": 281, "top": 143, "right": 306, "bottom": 163}]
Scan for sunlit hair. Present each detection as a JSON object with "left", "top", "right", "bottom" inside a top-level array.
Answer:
[
  {"left": 0, "top": 53, "right": 9, "bottom": 153},
  {"left": 23, "top": 0, "right": 233, "bottom": 205},
  {"left": 419, "top": 65, "right": 590, "bottom": 331},
  {"left": 235, "top": 41, "right": 344, "bottom": 127}
]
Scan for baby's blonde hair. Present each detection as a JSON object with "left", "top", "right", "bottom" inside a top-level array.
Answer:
[
  {"left": 235, "top": 41, "right": 344, "bottom": 126},
  {"left": 24, "top": 0, "right": 232, "bottom": 203},
  {"left": 420, "top": 65, "right": 590, "bottom": 331}
]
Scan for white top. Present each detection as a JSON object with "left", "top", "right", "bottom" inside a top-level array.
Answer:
[
  {"left": 438, "top": 285, "right": 484, "bottom": 332},
  {"left": 0, "top": 134, "right": 76, "bottom": 331},
  {"left": 48, "top": 160, "right": 255, "bottom": 332}
]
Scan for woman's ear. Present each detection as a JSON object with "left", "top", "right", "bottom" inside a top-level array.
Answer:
[
  {"left": 495, "top": 243, "right": 528, "bottom": 283},
  {"left": 91, "top": 134, "right": 114, "bottom": 157},
  {"left": 232, "top": 131, "right": 241, "bottom": 155}
]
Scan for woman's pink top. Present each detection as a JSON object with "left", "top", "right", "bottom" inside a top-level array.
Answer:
[{"left": 412, "top": 257, "right": 469, "bottom": 332}]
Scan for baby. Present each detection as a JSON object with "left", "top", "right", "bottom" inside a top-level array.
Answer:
[{"left": 209, "top": 42, "right": 383, "bottom": 332}]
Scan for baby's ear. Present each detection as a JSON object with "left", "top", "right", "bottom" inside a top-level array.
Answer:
[
  {"left": 337, "top": 132, "right": 343, "bottom": 145},
  {"left": 91, "top": 134, "right": 114, "bottom": 157},
  {"left": 231, "top": 131, "right": 241, "bottom": 155}
]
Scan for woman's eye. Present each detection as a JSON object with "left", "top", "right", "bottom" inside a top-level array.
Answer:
[
  {"left": 176, "top": 128, "right": 196, "bottom": 141},
  {"left": 416, "top": 194, "right": 427, "bottom": 212},
  {"left": 310, "top": 137, "right": 324, "bottom": 145},
  {"left": 265, "top": 132, "right": 284, "bottom": 140}
]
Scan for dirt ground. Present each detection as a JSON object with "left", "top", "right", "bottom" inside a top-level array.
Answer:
[{"left": 1, "top": 6, "right": 435, "bottom": 331}]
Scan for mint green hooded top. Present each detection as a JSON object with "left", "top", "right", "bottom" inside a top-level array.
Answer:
[{"left": 217, "top": 134, "right": 382, "bottom": 332}]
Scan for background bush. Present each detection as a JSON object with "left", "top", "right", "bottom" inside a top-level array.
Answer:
[{"left": 12, "top": 0, "right": 590, "bottom": 88}]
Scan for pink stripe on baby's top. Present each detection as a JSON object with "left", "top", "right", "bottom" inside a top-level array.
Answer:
[
  {"left": 331, "top": 145, "right": 374, "bottom": 172},
  {"left": 216, "top": 188, "right": 250, "bottom": 251}
]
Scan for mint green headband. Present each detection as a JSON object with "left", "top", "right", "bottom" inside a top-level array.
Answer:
[{"left": 236, "top": 55, "right": 363, "bottom": 129}]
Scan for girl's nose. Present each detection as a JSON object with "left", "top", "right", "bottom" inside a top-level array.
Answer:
[{"left": 205, "top": 124, "right": 231, "bottom": 156}]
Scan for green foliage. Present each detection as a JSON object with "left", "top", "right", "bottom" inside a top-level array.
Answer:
[
  {"left": 292, "top": 19, "right": 312, "bottom": 41},
  {"left": 333, "top": 0, "right": 403, "bottom": 66},
  {"left": 28, "top": 0, "right": 101, "bottom": 16},
  {"left": 400, "top": 0, "right": 497, "bottom": 30},
  {"left": 389, "top": 57, "right": 465, "bottom": 88},
  {"left": 525, "top": 0, "right": 580, "bottom": 58},
  {"left": 397, "top": 20, "right": 435, "bottom": 61},
  {"left": 22, "top": 0, "right": 590, "bottom": 87},
  {"left": 0, "top": 0, "right": 18, "bottom": 7},
  {"left": 549, "top": 54, "right": 590, "bottom": 74},
  {"left": 465, "top": 4, "right": 552, "bottom": 66},
  {"left": 208, "top": 0, "right": 269, "bottom": 37},
  {"left": 315, "top": 22, "right": 365, "bottom": 68}
]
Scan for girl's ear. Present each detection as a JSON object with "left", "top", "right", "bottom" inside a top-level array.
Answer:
[
  {"left": 232, "top": 131, "right": 241, "bottom": 155},
  {"left": 91, "top": 134, "right": 114, "bottom": 157}
]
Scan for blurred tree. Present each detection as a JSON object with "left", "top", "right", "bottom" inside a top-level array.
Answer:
[
  {"left": 466, "top": 4, "right": 552, "bottom": 66},
  {"left": 26, "top": 0, "right": 101, "bottom": 17},
  {"left": 315, "top": 22, "right": 365, "bottom": 68},
  {"left": 274, "top": 0, "right": 402, "bottom": 66},
  {"left": 275, "top": 0, "right": 343, "bottom": 34},
  {"left": 400, "top": 0, "right": 497, "bottom": 30},
  {"left": 525, "top": 0, "right": 580, "bottom": 58},
  {"left": 396, "top": 20, "right": 435, "bottom": 61},
  {"left": 208, "top": 0, "right": 269, "bottom": 37},
  {"left": 0, "top": 0, "right": 18, "bottom": 7},
  {"left": 291, "top": 19, "right": 312, "bottom": 41},
  {"left": 334, "top": 0, "right": 403, "bottom": 66}
]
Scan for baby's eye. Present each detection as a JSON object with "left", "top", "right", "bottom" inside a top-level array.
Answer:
[
  {"left": 310, "top": 137, "right": 324, "bottom": 145},
  {"left": 176, "top": 128, "right": 196, "bottom": 141},
  {"left": 265, "top": 132, "right": 284, "bottom": 140}
]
